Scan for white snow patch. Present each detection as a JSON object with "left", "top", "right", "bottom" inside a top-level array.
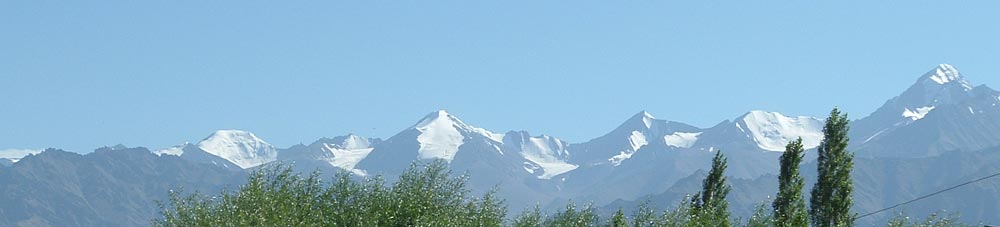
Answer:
[
  {"left": 628, "top": 131, "right": 648, "bottom": 151},
  {"left": 414, "top": 113, "right": 465, "bottom": 161},
  {"left": 863, "top": 128, "right": 889, "bottom": 143},
  {"left": 522, "top": 162, "right": 537, "bottom": 174},
  {"left": 0, "top": 148, "right": 42, "bottom": 163},
  {"left": 519, "top": 136, "right": 577, "bottom": 179},
  {"left": 641, "top": 111, "right": 655, "bottom": 128},
  {"left": 609, "top": 151, "right": 633, "bottom": 166},
  {"left": 928, "top": 64, "right": 961, "bottom": 84},
  {"left": 322, "top": 144, "right": 374, "bottom": 172},
  {"left": 339, "top": 134, "right": 372, "bottom": 150},
  {"left": 605, "top": 131, "right": 649, "bottom": 166},
  {"left": 922, "top": 64, "right": 972, "bottom": 90},
  {"left": 902, "top": 106, "right": 936, "bottom": 121},
  {"left": 197, "top": 130, "right": 278, "bottom": 169},
  {"left": 413, "top": 110, "right": 504, "bottom": 162},
  {"left": 416, "top": 111, "right": 474, "bottom": 159},
  {"left": 155, "top": 143, "right": 188, "bottom": 156},
  {"left": 741, "top": 111, "right": 824, "bottom": 151},
  {"left": 664, "top": 132, "right": 702, "bottom": 148}
]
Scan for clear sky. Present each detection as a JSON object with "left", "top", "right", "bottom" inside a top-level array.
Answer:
[{"left": 2, "top": 1, "right": 999, "bottom": 153}]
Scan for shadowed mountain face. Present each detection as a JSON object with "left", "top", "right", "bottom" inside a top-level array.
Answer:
[
  {"left": 0, "top": 147, "right": 244, "bottom": 227},
  {"left": 851, "top": 64, "right": 1000, "bottom": 158},
  {"left": 604, "top": 146, "right": 1000, "bottom": 225},
  {"left": 1, "top": 64, "right": 999, "bottom": 225}
]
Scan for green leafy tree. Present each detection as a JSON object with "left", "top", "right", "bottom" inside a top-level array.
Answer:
[
  {"left": 809, "top": 108, "right": 856, "bottom": 227},
  {"left": 746, "top": 202, "right": 774, "bottom": 227},
  {"left": 689, "top": 150, "right": 732, "bottom": 227},
  {"left": 152, "top": 160, "right": 505, "bottom": 227},
  {"left": 610, "top": 208, "right": 627, "bottom": 227},
  {"left": 631, "top": 201, "right": 656, "bottom": 227},
  {"left": 513, "top": 205, "right": 544, "bottom": 227},
  {"left": 657, "top": 197, "right": 694, "bottom": 226},
  {"left": 773, "top": 137, "right": 809, "bottom": 227},
  {"left": 544, "top": 202, "right": 599, "bottom": 227},
  {"left": 885, "top": 210, "right": 974, "bottom": 227}
]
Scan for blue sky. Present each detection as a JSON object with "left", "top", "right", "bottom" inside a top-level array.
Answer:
[{"left": 2, "top": 1, "right": 999, "bottom": 153}]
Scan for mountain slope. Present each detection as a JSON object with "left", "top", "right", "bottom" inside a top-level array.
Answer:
[
  {"left": 2, "top": 63, "right": 999, "bottom": 226},
  {"left": 608, "top": 145, "right": 1000, "bottom": 225},
  {"left": 0, "top": 147, "right": 243, "bottom": 227},
  {"left": 502, "top": 131, "right": 576, "bottom": 180},
  {"left": 851, "top": 64, "right": 1000, "bottom": 157},
  {"left": 195, "top": 130, "right": 278, "bottom": 168},
  {"left": 569, "top": 111, "right": 700, "bottom": 166},
  {"left": 561, "top": 110, "right": 814, "bottom": 205},
  {"left": 356, "top": 110, "right": 507, "bottom": 176},
  {"left": 277, "top": 134, "right": 381, "bottom": 175}
]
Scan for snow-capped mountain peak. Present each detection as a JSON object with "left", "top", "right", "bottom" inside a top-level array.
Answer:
[
  {"left": 638, "top": 111, "right": 655, "bottom": 128},
  {"left": 196, "top": 130, "right": 278, "bottom": 168},
  {"left": 737, "top": 111, "right": 823, "bottom": 152},
  {"left": 911, "top": 64, "right": 974, "bottom": 104},
  {"left": 413, "top": 110, "right": 503, "bottom": 140},
  {"left": 329, "top": 134, "right": 372, "bottom": 150},
  {"left": 0, "top": 148, "right": 42, "bottom": 163},
  {"left": 922, "top": 64, "right": 969, "bottom": 87},
  {"left": 876, "top": 64, "right": 977, "bottom": 124},
  {"left": 504, "top": 131, "right": 577, "bottom": 179},
  {"left": 154, "top": 142, "right": 189, "bottom": 156},
  {"left": 314, "top": 134, "right": 377, "bottom": 175},
  {"left": 411, "top": 110, "right": 504, "bottom": 161},
  {"left": 618, "top": 111, "right": 657, "bottom": 130}
]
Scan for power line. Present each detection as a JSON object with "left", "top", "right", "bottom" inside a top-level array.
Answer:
[{"left": 857, "top": 171, "right": 1000, "bottom": 219}]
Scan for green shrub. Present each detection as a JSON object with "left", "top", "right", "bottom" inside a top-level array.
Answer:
[{"left": 152, "top": 161, "right": 505, "bottom": 227}]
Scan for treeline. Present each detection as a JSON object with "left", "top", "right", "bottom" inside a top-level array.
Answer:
[{"left": 153, "top": 109, "right": 972, "bottom": 227}]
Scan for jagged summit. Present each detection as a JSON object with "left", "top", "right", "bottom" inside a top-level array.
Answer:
[
  {"left": 911, "top": 64, "right": 975, "bottom": 104},
  {"left": 412, "top": 110, "right": 503, "bottom": 141},
  {"left": 628, "top": 110, "right": 656, "bottom": 129},
  {"left": 196, "top": 129, "right": 277, "bottom": 168},
  {"left": 202, "top": 130, "right": 263, "bottom": 141},
  {"left": 336, "top": 134, "right": 373, "bottom": 149},
  {"left": 885, "top": 64, "right": 980, "bottom": 121},
  {"left": 920, "top": 64, "right": 969, "bottom": 88},
  {"left": 407, "top": 110, "right": 504, "bottom": 161},
  {"left": 602, "top": 111, "right": 659, "bottom": 138},
  {"left": 312, "top": 133, "right": 376, "bottom": 150},
  {"left": 95, "top": 144, "right": 132, "bottom": 152},
  {"left": 850, "top": 64, "right": 1000, "bottom": 157},
  {"left": 503, "top": 131, "right": 576, "bottom": 179},
  {"left": 154, "top": 142, "right": 189, "bottom": 156},
  {"left": 736, "top": 110, "right": 823, "bottom": 151},
  {"left": 414, "top": 110, "right": 453, "bottom": 128}
]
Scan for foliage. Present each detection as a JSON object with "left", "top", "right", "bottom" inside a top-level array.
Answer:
[
  {"left": 773, "top": 137, "right": 809, "bottom": 227},
  {"left": 810, "top": 108, "right": 856, "bottom": 227},
  {"left": 152, "top": 160, "right": 505, "bottom": 227},
  {"left": 513, "top": 205, "right": 545, "bottom": 227},
  {"left": 745, "top": 202, "right": 774, "bottom": 227},
  {"left": 544, "top": 202, "right": 599, "bottom": 227},
  {"left": 688, "top": 150, "right": 732, "bottom": 227},
  {"left": 610, "top": 208, "right": 627, "bottom": 227},
  {"left": 885, "top": 210, "right": 975, "bottom": 227}
]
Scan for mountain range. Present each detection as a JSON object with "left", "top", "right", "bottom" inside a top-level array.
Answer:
[{"left": 2, "top": 64, "right": 999, "bottom": 226}]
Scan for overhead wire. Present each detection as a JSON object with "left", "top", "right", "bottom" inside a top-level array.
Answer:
[{"left": 856, "top": 171, "right": 1000, "bottom": 219}]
